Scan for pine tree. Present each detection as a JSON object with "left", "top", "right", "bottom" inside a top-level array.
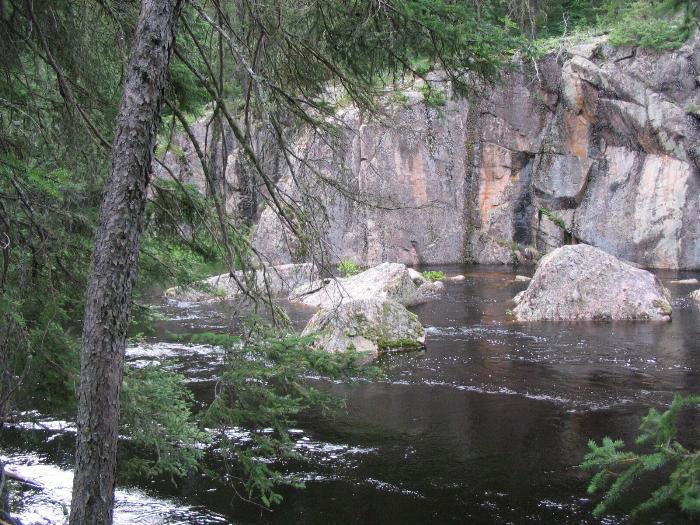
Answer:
[
  {"left": 581, "top": 395, "right": 700, "bottom": 518},
  {"left": 69, "top": 1, "right": 183, "bottom": 523}
]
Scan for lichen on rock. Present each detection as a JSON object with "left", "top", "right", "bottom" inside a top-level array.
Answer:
[
  {"left": 301, "top": 298, "right": 425, "bottom": 360},
  {"left": 289, "top": 262, "right": 442, "bottom": 308}
]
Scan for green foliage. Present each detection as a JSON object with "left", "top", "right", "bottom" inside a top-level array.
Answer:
[
  {"left": 180, "top": 331, "right": 380, "bottom": 505},
  {"left": 411, "top": 56, "right": 433, "bottom": 76},
  {"left": 389, "top": 90, "right": 411, "bottom": 107},
  {"left": 0, "top": 157, "right": 89, "bottom": 415},
  {"left": 0, "top": 0, "right": 222, "bottom": 421},
  {"left": 337, "top": 260, "right": 364, "bottom": 277},
  {"left": 120, "top": 366, "right": 207, "bottom": 482},
  {"left": 377, "top": 337, "right": 424, "bottom": 351},
  {"left": 605, "top": 0, "right": 696, "bottom": 50},
  {"left": 539, "top": 207, "right": 568, "bottom": 231},
  {"left": 419, "top": 83, "right": 447, "bottom": 108},
  {"left": 520, "top": 0, "right": 698, "bottom": 58},
  {"left": 422, "top": 270, "right": 446, "bottom": 282},
  {"left": 581, "top": 395, "right": 700, "bottom": 518}
]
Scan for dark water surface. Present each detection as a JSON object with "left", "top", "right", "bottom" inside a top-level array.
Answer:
[{"left": 2, "top": 265, "right": 699, "bottom": 524}]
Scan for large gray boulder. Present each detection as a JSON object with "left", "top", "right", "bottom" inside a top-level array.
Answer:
[
  {"left": 301, "top": 298, "right": 425, "bottom": 360},
  {"left": 512, "top": 244, "right": 672, "bottom": 321},
  {"left": 290, "top": 262, "right": 436, "bottom": 308},
  {"left": 165, "top": 263, "right": 318, "bottom": 302}
]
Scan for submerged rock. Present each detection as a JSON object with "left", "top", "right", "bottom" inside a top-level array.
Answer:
[
  {"left": 290, "top": 262, "right": 440, "bottom": 308},
  {"left": 301, "top": 298, "right": 425, "bottom": 360},
  {"left": 512, "top": 244, "right": 672, "bottom": 321},
  {"left": 165, "top": 263, "right": 318, "bottom": 302},
  {"left": 407, "top": 280, "right": 445, "bottom": 306}
]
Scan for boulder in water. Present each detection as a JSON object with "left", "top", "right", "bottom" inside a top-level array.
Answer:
[
  {"left": 512, "top": 244, "right": 672, "bottom": 321},
  {"left": 407, "top": 280, "right": 445, "bottom": 306},
  {"left": 690, "top": 289, "right": 700, "bottom": 305},
  {"left": 301, "top": 298, "right": 425, "bottom": 360},
  {"left": 290, "top": 262, "right": 432, "bottom": 308}
]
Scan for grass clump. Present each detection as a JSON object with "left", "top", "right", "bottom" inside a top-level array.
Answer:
[
  {"left": 422, "top": 270, "right": 446, "bottom": 282},
  {"left": 539, "top": 207, "right": 567, "bottom": 231},
  {"left": 338, "top": 259, "right": 364, "bottom": 277}
]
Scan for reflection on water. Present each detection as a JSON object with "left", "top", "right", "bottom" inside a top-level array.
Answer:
[{"left": 1, "top": 265, "right": 698, "bottom": 524}]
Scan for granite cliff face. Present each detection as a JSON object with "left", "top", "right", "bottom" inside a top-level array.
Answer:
[{"left": 159, "top": 34, "right": 700, "bottom": 269}]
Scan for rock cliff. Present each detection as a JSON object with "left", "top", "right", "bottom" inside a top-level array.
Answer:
[{"left": 159, "top": 34, "right": 700, "bottom": 269}]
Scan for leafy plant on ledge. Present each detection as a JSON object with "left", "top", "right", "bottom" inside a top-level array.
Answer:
[
  {"left": 581, "top": 394, "right": 700, "bottom": 519},
  {"left": 338, "top": 260, "right": 364, "bottom": 277},
  {"left": 422, "top": 270, "right": 446, "bottom": 282}
]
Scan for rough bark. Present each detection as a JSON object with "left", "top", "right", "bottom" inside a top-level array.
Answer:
[
  {"left": 69, "top": 1, "right": 181, "bottom": 524},
  {"left": 0, "top": 458, "right": 7, "bottom": 512}
]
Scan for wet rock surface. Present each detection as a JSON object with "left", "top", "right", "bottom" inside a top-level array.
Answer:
[
  {"left": 690, "top": 289, "right": 700, "bottom": 305},
  {"left": 165, "top": 263, "right": 318, "bottom": 302},
  {"left": 301, "top": 298, "right": 425, "bottom": 360},
  {"left": 289, "top": 262, "right": 430, "bottom": 308},
  {"left": 512, "top": 244, "right": 673, "bottom": 321}
]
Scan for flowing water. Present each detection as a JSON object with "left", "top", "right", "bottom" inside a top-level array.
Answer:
[{"left": 2, "top": 265, "right": 699, "bottom": 524}]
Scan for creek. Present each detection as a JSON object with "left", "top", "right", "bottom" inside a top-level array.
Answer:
[{"left": 2, "top": 265, "right": 699, "bottom": 524}]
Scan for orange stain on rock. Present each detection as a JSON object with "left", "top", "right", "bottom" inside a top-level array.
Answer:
[
  {"left": 565, "top": 112, "right": 590, "bottom": 159},
  {"left": 479, "top": 143, "right": 513, "bottom": 225}
]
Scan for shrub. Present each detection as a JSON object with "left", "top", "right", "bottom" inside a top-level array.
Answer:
[
  {"left": 191, "top": 331, "right": 381, "bottom": 505},
  {"left": 419, "top": 83, "right": 446, "bottom": 108},
  {"left": 120, "top": 366, "right": 207, "bottom": 482},
  {"left": 606, "top": 0, "right": 695, "bottom": 51},
  {"left": 422, "top": 270, "right": 446, "bottom": 282}
]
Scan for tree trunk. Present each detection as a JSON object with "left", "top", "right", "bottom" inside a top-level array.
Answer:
[
  {"left": 0, "top": 458, "right": 7, "bottom": 513},
  {"left": 69, "top": 1, "right": 181, "bottom": 524}
]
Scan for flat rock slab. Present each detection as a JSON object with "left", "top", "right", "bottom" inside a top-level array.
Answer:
[
  {"left": 166, "top": 263, "right": 318, "bottom": 302},
  {"left": 301, "top": 298, "right": 425, "bottom": 360},
  {"left": 512, "top": 244, "right": 672, "bottom": 321},
  {"left": 290, "top": 262, "right": 421, "bottom": 308}
]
